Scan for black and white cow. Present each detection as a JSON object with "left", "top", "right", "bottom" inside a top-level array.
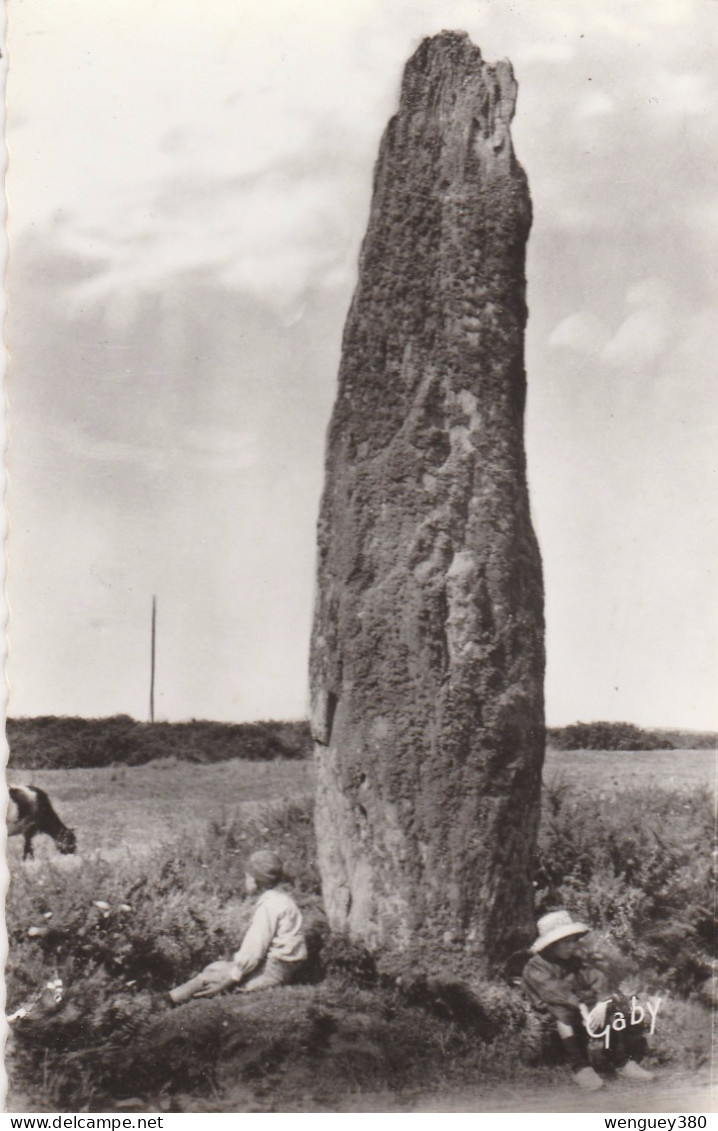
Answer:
[{"left": 7, "top": 785, "right": 77, "bottom": 860}]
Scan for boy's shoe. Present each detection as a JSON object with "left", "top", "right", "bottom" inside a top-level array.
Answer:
[
  {"left": 574, "top": 1066, "right": 604, "bottom": 1091},
  {"left": 616, "top": 1060, "right": 655, "bottom": 1082}
]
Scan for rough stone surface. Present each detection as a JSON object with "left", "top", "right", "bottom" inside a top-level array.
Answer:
[{"left": 310, "top": 31, "right": 545, "bottom": 974}]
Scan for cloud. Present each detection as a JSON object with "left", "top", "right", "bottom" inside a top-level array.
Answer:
[
  {"left": 57, "top": 159, "right": 351, "bottom": 320},
  {"left": 182, "top": 427, "right": 258, "bottom": 470},
  {"left": 8, "top": 0, "right": 385, "bottom": 320},
  {"left": 50, "top": 423, "right": 166, "bottom": 472},
  {"left": 548, "top": 280, "right": 688, "bottom": 376},
  {"left": 512, "top": 42, "right": 575, "bottom": 64},
  {"left": 624, "top": 278, "right": 673, "bottom": 308},
  {"left": 574, "top": 90, "right": 616, "bottom": 119},
  {"left": 650, "top": 70, "right": 713, "bottom": 116},
  {"left": 548, "top": 311, "right": 610, "bottom": 354},
  {"left": 602, "top": 278, "right": 672, "bottom": 368},
  {"left": 602, "top": 309, "right": 669, "bottom": 368},
  {"left": 683, "top": 197, "right": 718, "bottom": 250},
  {"left": 51, "top": 421, "right": 258, "bottom": 474}
]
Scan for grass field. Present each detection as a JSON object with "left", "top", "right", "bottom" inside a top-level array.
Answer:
[
  {"left": 6, "top": 745, "right": 715, "bottom": 1113},
  {"left": 543, "top": 747, "right": 716, "bottom": 794},
  {"left": 7, "top": 757, "right": 316, "bottom": 862},
  {"left": 8, "top": 747, "right": 714, "bottom": 862}
]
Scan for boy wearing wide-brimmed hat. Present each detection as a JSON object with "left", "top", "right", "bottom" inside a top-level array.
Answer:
[
  {"left": 522, "top": 910, "right": 654, "bottom": 1091},
  {"left": 169, "top": 849, "right": 308, "bottom": 1004}
]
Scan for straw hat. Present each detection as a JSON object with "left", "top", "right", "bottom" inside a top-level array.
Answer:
[{"left": 530, "top": 910, "right": 591, "bottom": 953}]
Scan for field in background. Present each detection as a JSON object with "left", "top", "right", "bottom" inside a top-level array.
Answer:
[
  {"left": 7, "top": 747, "right": 714, "bottom": 863},
  {"left": 7, "top": 758, "right": 315, "bottom": 861},
  {"left": 543, "top": 747, "right": 715, "bottom": 794}
]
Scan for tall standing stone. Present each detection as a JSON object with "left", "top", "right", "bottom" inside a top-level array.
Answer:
[{"left": 310, "top": 31, "right": 545, "bottom": 974}]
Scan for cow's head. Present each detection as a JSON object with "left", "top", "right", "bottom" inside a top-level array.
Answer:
[{"left": 58, "top": 828, "right": 77, "bottom": 855}]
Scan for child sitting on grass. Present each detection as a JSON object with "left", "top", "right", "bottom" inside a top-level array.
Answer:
[
  {"left": 522, "top": 910, "right": 654, "bottom": 1091},
  {"left": 169, "top": 849, "right": 307, "bottom": 1004}
]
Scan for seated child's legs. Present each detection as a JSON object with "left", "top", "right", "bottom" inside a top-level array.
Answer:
[
  {"left": 169, "top": 968, "right": 224, "bottom": 1004},
  {"left": 520, "top": 1013, "right": 560, "bottom": 1066},
  {"left": 241, "top": 956, "right": 301, "bottom": 992},
  {"left": 605, "top": 999, "right": 649, "bottom": 1069},
  {"left": 556, "top": 1019, "right": 591, "bottom": 1071},
  {"left": 521, "top": 1012, "right": 589, "bottom": 1070}
]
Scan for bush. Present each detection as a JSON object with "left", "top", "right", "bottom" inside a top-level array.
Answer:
[
  {"left": 547, "top": 721, "right": 717, "bottom": 750},
  {"left": 546, "top": 721, "right": 675, "bottom": 750},
  {"left": 6, "top": 716, "right": 313, "bottom": 770},
  {"left": 534, "top": 782, "right": 714, "bottom": 994}
]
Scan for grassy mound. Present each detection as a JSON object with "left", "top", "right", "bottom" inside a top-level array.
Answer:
[{"left": 6, "top": 784, "right": 714, "bottom": 1112}]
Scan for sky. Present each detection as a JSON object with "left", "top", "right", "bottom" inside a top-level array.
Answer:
[{"left": 4, "top": 0, "right": 717, "bottom": 729}]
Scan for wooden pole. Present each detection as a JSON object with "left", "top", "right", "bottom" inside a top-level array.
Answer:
[{"left": 150, "top": 595, "right": 157, "bottom": 724}]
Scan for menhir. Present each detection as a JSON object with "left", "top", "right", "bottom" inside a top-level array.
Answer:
[{"left": 310, "top": 31, "right": 545, "bottom": 976}]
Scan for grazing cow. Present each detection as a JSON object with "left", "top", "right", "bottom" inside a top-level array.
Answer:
[{"left": 7, "top": 785, "right": 77, "bottom": 860}]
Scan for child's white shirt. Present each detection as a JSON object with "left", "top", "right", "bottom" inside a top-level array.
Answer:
[{"left": 231, "top": 888, "right": 307, "bottom": 980}]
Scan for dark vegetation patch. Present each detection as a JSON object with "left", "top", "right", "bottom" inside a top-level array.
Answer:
[
  {"left": 534, "top": 781, "right": 715, "bottom": 996},
  {"left": 546, "top": 721, "right": 716, "bottom": 751},
  {"left": 6, "top": 716, "right": 312, "bottom": 770},
  {"left": 7, "top": 782, "right": 714, "bottom": 1112},
  {"left": 9, "top": 716, "right": 713, "bottom": 773}
]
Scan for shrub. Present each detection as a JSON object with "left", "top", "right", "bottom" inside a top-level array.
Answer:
[
  {"left": 546, "top": 722, "right": 675, "bottom": 750},
  {"left": 6, "top": 716, "right": 313, "bottom": 770},
  {"left": 535, "top": 782, "right": 714, "bottom": 994}
]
